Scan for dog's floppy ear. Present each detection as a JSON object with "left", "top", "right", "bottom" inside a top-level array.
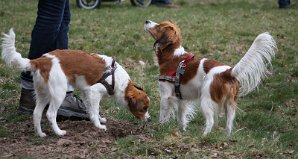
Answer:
[
  {"left": 128, "top": 94, "right": 137, "bottom": 106},
  {"left": 158, "top": 33, "right": 172, "bottom": 50},
  {"left": 133, "top": 84, "right": 144, "bottom": 91}
]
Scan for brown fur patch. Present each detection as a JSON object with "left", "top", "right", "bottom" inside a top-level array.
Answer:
[
  {"left": 210, "top": 69, "right": 239, "bottom": 104},
  {"left": 203, "top": 59, "right": 226, "bottom": 74},
  {"left": 48, "top": 50, "right": 106, "bottom": 85},
  {"left": 30, "top": 56, "right": 52, "bottom": 82},
  {"left": 125, "top": 81, "right": 150, "bottom": 120}
]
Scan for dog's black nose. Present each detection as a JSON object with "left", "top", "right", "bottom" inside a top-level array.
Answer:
[{"left": 145, "top": 20, "right": 150, "bottom": 24}]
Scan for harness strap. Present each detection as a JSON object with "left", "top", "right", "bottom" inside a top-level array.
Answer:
[
  {"left": 97, "top": 58, "right": 117, "bottom": 95},
  {"left": 159, "top": 53, "right": 194, "bottom": 99}
]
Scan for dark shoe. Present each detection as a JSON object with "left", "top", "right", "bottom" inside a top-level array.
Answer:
[
  {"left": 58, "top": 93, "right": 89, "bottom": 120},
  {"left": 19, "top": 88, "right": 36, "bottom": 114},
  {"left": 18, "top": 88, "right": 92, "bottom": 120}
]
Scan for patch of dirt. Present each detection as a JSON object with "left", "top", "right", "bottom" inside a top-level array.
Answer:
[{"left": 0, "top": 117, "right": 147, "bottom": 158}]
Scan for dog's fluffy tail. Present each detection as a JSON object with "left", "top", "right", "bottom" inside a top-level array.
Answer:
[
  {"left": 1, "top": 28, "right": 31, "bottom": 71},
  {"left": 231, "top": 32, "right": 277, "bottom": 96}
]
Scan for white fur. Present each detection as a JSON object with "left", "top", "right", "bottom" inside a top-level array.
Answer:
[
  {"left": 1, "top": 29, "right": 149, "bottom": 137},
  {"left": 231, "top": 32, "right": 277, "bottom": 96},
  {"left": 1, "top": 29, "right": 31, "bottom": 71},
  {"left": 173, "top": 46, "right": 185, "bottom": 56},
  {"left": 144, "top": 20, "right": 158, "bottom": 31}
]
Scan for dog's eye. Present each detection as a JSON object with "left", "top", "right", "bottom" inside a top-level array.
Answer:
[{"left": 141, "top": 107, "right": 147, "bottom": 112}]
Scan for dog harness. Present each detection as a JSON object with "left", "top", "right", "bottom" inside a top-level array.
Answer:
[
  {"left": 159, "top": 53, "right": 194, "bottom": 99},
  {"left": 97, "top": 58, "right": 117, "bottom": 95}
]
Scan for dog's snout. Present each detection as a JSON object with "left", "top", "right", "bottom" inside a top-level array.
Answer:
[
  {"left": 145, "top": 20, "right": 151, "bottom": 24},
  {"left": 146, "top": 117, "right": 152, "bottom": 122}
]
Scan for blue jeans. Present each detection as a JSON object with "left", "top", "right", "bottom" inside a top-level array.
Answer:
[
  {"left": 22, "top": 0, "right": 70, "bottom": 82},
  {"left": 278, "top": 0, "right": 290, "bottom": 8},
  {"left": 151, "top": 0, "right": 171, "bottom": 5}
]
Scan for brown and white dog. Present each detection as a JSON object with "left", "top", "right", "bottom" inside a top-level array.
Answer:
[
  {"left": 144, "top": 20, "right": 277, "bottom": 136},
  {"left": 1, "top": 29, "right": 150, "bottom": 137}
]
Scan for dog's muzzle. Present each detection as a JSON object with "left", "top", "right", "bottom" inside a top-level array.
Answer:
[
  {"left": 144, "top": 20, "right": 158, "bottom": 31},
  {"left": 144, "top": 111, "right": 151, "bottom": 122}
]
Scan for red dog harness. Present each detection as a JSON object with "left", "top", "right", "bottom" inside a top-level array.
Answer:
[{"left": 159, "top": 53, "right": 194, "bottom": 99}]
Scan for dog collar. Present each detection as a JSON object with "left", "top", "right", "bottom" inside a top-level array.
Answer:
[
  {"left": 159, "top": 53, "right": 194, "bottom": 99},
  {"left": 97, "top": 58, "right": 117, "bottom": 95}
]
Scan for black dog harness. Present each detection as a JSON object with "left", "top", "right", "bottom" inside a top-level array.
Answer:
[
  {"left": 159, "top": 53, "right": 194, "bottom": 99},
  {"left": 97, "top": 58, "right": 117, "bottom": 95}
]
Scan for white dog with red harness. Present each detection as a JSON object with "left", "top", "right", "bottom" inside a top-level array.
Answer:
[{"left": 144, "top": 20, "right": 277, "bottom": 136}]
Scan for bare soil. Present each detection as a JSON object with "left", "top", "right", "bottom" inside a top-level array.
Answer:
[{"left": 0, "top": 116, "right": 148, "bottom": 158}]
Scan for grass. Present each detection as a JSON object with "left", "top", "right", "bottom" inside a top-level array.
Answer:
[{"left": 0, "top": 0, "right": 297, "bottom": 158}]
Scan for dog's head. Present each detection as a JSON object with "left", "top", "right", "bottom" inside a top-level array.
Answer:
[
  {"left": 125, "top": 81, "right": 150, "bottom": 121},
  {"left": 144, "top": 20, "right": 181, "bottom": 51}
]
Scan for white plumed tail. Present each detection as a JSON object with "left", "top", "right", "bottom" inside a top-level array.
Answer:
[
  {"left": 1, "top": 28, "right": 31, "bottom": 71},
  {"left": 231, "top": 32, "right": 277, "bottom": 96}
]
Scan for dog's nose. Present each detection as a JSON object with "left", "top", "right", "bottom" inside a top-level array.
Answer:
[
  {"left": 145, "top": 20, "right": 151, "bottom": 24},
  {"left": 146, "top": 117, "right": 152, "bottom": 122}
]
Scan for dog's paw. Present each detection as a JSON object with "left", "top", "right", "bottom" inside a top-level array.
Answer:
[
  {"left": 100, "top": 117, "right": 107, "bottom": 124},
  {"left": 97, "top": 125, "right": 107, "bottom": 131},
  {"left": 38, "top": 132, "right": 47, "bottom": 137},
  {"left": 57, "top": 130, "right": 67, "bottom": 136}
]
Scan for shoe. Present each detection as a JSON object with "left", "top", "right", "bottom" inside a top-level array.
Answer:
[
  {"left": 19, "top": 88, "right": 36, "bottom": 114},
  {"left": 58, "top": 93, "right": 89, "bottom": 120},
  {"left": 152, "top": 3, "right": 178, "bottom": 8},
  {"left": 18, "top": 88, "right": 92, "bottom": 120}
]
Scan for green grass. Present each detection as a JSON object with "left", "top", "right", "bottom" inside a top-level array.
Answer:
[{"left": 0, "top": 0, "right": 297, "bottom": 158}]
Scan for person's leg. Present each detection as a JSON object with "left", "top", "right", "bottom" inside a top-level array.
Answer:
[
  {"left": 278, "top": 0, "right": 291, "bottom": 8},
  {"left": 55, "top": 0, "right": 70, "bottom": 50},
  {"left": 52, "top": 0, "right": 92, "bottom": 119},
  {"left": 19, "top": 0, "right": 91, "bottom": 120},
  {"left": 20, "top": 0, "right": 69, "bottom": 113}
]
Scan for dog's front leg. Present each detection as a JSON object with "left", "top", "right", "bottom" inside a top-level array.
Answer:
[
  {"left": 159, "top": 82, "right": 176, "bottom": 123},
  {"left": 159, "top": 96, "right": 175, "bottom": 123},
  {"left": 84, "top": 87, "right": 107, "bottom": 131},
  {"left": 177, "top": 100, "right": 188, "bottom": 131}
]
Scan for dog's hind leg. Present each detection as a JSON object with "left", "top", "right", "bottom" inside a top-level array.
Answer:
[
  {"left": 46, "top": 77, "right": 68, "bottom": 136},
  {"left": 224, "top": 100, "right": 236, "bottom": 136},
  {"left": 46, "top": 91, "right": 67, "bottom": 136},
  {"left": 33, "top": 91, "right": 50, "bottom": 137},
  {"left": 201, "top": 98, "right": 216, "bottom": 136}
]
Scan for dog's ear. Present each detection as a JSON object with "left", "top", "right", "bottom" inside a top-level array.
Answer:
[
  {"left": 128, "top": 95, "right": 137, "bottom": 106},
  {"left": 158, "top": 33, "right": 172, "bottom": 50},
  {"left": 133, "top": 84, "right": 143, "bottom": 91}
]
